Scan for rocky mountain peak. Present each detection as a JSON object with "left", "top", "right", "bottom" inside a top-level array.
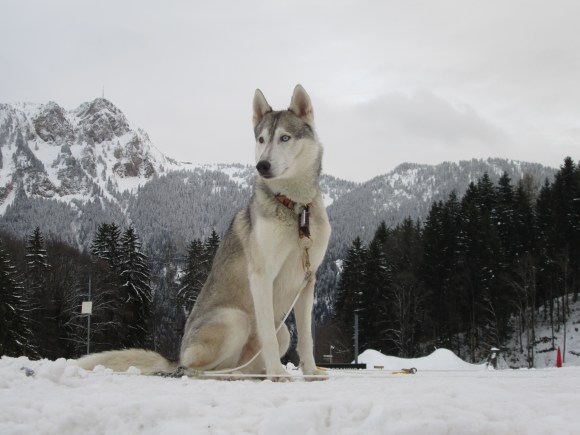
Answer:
[
  {"left": 74, "top": 98, "right": 130, "bottom": 144},
  {"left": 33, "top": 101, "right": 74, "bottom": 144},
  {"left": 0, "top": 98, "right": 181, "bottom": 214}
]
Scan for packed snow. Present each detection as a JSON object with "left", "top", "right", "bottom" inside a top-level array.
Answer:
[
  {"left": 357, "top": 348, "right": 485, "bottom": 371},
  {"left": 2, "top": 349, "right": 579, "bottom": 435}
]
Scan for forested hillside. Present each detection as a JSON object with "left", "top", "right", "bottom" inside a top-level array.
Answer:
[
  {"left": 314, "top": 158, "right": 556, "bottom": 322},
  {"left": 329, "top": 157, "right": 579, "bottom": 366}
]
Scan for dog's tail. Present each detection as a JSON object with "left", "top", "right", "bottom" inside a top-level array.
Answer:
[{"left": 76, "top": 349, "right": 178, "bottom": 375}]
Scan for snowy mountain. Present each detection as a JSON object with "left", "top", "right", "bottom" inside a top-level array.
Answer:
[
  {"left": 0, "top": 99, "right": 359, "bottom": 250},
  {"left": 0, "top": 98, "right": 556, "bottom": 255},
  {"left": 326, "top": 159, "right": 556, "bottom": 256},
  {"left": 0, "top": 99, "right": 180, "bottom": 214}
]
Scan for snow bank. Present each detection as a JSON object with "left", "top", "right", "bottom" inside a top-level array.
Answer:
[{"left": 358, "top": 348, "right": 485, "bottom": 371}]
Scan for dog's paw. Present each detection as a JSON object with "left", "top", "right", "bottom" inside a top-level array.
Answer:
[
  {"left": 265, "top": 366, "right": 291, "bottom": 382},
  {"left": 153, "top": 366, "right": 192, "bottom": 378},
  {"left": 302, "top": 364, "right": 329, "bottom": 381},
  {"left": 271, "top": 376, "right": 291, "bottom": 383}
]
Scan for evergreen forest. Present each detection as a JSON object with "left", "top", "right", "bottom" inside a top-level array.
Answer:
[
  {"left": 330, "top": 157, "right": 580, "bottom": 366},
  {"left": 1, "top": 157, "right": 578, "bottom": 368},
  {"left": 0, "top": 223, "right": 220, "bottom": 362}
]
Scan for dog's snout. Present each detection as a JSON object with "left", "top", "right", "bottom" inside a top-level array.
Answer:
[{"left": 256, "top": 160, "right": 271, "bottom": 176}]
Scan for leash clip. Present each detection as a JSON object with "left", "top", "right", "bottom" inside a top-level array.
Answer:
[{"left": 299, "top": 206, "right": 310, "bottom": 239}]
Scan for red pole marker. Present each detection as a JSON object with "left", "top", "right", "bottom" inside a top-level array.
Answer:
[{"left": 556, "top": 346, "right": 562, "bottom": 368}]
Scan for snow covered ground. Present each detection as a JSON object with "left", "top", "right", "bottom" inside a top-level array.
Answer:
[
  {"left": 2, "top": 349, "right": 579, "bottom": 435},
  {"left": 504, "top": 298, "right": 580, "bottom": 369}
]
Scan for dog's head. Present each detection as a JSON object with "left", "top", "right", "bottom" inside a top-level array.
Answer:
[{"left": 252, "top": 85, "right": 319, "bottom": 180}]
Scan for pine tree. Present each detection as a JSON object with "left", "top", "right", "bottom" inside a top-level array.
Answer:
[
  {"left": 119, "top": 226, "right": 152, "bottom": 348},
  {"left": 440, "top": 192, "right": 464, "bottom": 346},
  {"left": 26, "top": 227, "right": 49, "bottom": 273},
  {"left": 536, "top": 178, "right": 558, "bottom": 323},
  {"left": 0, "top": 240, "right": 34, "bottom": 356},
  {"left": 89, "top": 222, "right": 124, "bottom": 349},
  {"left": 545, "top": 158, "right": 580, "bottom": 361},
  {"left": 152, "top": 242, "right": 184, "bottom": 360},
  {"left": 89, "top": 223, "right": 153, "bottom": 350},
  {"left": 476, "top": 172, "right": 496, "bottom": 216},
  {"left": 422, "top": 193, "right": 462, "bottom": 350},
  {"left": 494, "top": 172, "right": 515, "bottom": 260},
  {"left": 458, "top": 178, "right": 502, "bottom": 360},
  {"left": 46, "top": 240, "right": 94, "bottom": 359},
  {"left": 25, "top": 227, "right": 49, "bottom": 301},
  {"left": 512, "top": 180, "right": 537, "bottom": 258},
  {"left": 385, "top": 218, "right": 425, "bottom": 358},
  {"left": 551, "top": 158, "right": 580, "bottom": 302},
  {"left": 202, "top": 229, "right": 221, "bottom": 274},
  {"left": 177, "top": 230, "right": 221, "bottom": 315},
  {"left": 177, "top": 238, "right": 205, "bottom": 313},
  {"left": 508, "top": 180, "right": 539, "bottom": 366},
  {"left": 334, "top": 237, "right": 367, "bottom": 357},
  {"left": 24, "top": 227, "right": 53, "bottom": 356},
  {"left": 363, "top": 222, "right": 391, "bottom": 352},
  {"left": 91, "top": 223, "right": 122, "bottom": 269}
]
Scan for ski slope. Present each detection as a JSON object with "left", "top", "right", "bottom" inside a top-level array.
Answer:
[{"left": 1, "top": 349, "right": 579, "bottom": 435}]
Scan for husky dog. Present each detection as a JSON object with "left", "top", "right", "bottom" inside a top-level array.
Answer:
[{"left": 77, "top": 85, "right": 331, "bottom": 379}]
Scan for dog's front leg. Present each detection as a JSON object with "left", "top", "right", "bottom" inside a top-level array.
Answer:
[
  {"left": 248, "top": 269, "right": 288, "bottom": 379},
  {"left": 294, "top": 275, "right": 326, "bottom": 379}
]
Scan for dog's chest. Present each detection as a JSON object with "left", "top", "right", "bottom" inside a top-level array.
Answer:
[
  {"left": 248, "top": 192, "right": 330, "bottom": 273},
  {"left": 277, "top": 205, "right": 328, "bottom": 260}
]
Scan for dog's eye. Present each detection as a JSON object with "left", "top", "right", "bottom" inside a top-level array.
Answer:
[
  {"left": 258, "top": 137, "right": 264, "bottom": 144},
  {"left": 280, "top": 135, "right": 291, "bottom": 142}
]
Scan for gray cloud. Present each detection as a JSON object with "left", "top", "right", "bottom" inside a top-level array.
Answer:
[
  {"left": 317, "top": 91, "right": 511, "bottom": 179},
  {"left": 1, "top": 0, "right": 579, "bottom": 181}
]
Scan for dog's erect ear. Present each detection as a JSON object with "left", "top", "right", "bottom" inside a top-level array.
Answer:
[
  {"left": 288, "top": 84, "right": 314, "bottom": 124},
  {"left": 253, "top": 89, "right": 272, "bottom": 127}
]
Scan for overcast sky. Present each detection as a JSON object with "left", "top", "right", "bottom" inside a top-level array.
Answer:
[{"left": 1, "top": 0, "right": 579, "bottom": 182}]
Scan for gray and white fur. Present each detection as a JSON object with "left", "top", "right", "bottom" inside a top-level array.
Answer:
[{"left": 77, "top": 85, "right": 331, "bottom": 379}]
